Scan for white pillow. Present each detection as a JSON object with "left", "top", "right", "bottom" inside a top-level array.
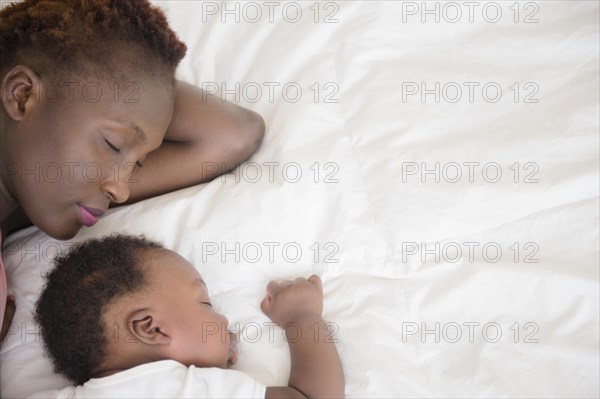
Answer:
[
  {"left": 1, "top": 226, "right": 73, "bottom": 397},
  {"left": 0, "top": 183, "right": 308, "bottom": 398}
]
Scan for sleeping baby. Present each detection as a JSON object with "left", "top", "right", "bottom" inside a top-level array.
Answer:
[{"left": 33, "top": 234, "right": 344, "bottom": 398}]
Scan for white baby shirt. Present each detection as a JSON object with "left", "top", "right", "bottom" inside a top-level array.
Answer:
[{"left": 31, "top": 360, "right": 266, "bottom": 398}]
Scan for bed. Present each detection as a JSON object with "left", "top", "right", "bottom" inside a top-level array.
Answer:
[{"left": 1, "top": 1, "right": 599, "bottom": 397}]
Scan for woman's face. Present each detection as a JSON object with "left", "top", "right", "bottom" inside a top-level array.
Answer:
[{"left": 3, "top": 74, "right": 172, "bottom": 239}]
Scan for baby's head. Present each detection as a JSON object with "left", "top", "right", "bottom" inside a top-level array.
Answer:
[{"left": 35, "top": 234, "right": 236, "bottom": 385}]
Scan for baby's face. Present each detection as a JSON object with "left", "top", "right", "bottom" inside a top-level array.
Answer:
[{"left": 133, "top": 249, "right": 237, "bottom": 368}]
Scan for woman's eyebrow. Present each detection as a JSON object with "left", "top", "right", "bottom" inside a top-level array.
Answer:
[{"left": 109, "top": 118, "right": 147, "bottom": 142}]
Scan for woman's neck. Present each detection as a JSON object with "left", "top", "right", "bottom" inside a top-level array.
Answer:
[
  {"left": 1, "top": 119, "right": 19, "bottom": 223},
  {"left": 0, "top": 170, "right": 18, "bottom": 223}
]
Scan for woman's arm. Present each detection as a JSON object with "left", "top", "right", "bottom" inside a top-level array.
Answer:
[{"left": 123, "top": 80, "right": 265, "bottom": 204}]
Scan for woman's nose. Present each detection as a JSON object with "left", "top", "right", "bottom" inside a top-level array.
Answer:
[{"left": 101, "top": 178, "right": 130, "bottom": 204}]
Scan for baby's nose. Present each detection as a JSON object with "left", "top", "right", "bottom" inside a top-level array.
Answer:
[{"left": 220, "top": 314, "right": 229, "bottom": 330}]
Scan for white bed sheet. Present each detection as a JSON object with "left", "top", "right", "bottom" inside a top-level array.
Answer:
[{"left": 1, "top": 1, "right": 599, "bottom": 397}]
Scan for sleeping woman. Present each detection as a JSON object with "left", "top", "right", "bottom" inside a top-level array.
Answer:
[{"left": 0, "top": 0, "right": 265, "bottom": 342}]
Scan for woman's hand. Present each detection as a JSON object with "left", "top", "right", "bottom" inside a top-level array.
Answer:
[{"left": 120, "top": 80, "right": 265, "bottom": 205}]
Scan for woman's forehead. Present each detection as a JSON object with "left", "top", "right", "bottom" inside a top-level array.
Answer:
[{"left": 51, "top": 77, "right": 174, "bottom": 143}]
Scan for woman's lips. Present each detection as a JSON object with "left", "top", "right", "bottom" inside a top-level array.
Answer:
[{"left": 77, "top": 204, "right": 106, "bottom": 227}]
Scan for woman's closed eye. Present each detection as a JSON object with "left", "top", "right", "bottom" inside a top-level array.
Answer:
[
  {"left": 105, "top": 138, "right": 144, "bottom": 168},
  {"left": 104, "top": 138, "right": 121, "bottom": 154},
  {"left": 199, "top": 301, "right": 213, "bottom": 307}
]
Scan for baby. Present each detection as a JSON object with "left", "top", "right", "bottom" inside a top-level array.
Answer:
[{"left": 34, "top": 234, "right": 344, "bottom": 398}]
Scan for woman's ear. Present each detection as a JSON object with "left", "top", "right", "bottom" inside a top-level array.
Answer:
[
  {"left": 127, "top": 310, "right": 172, "bottom": 346},
  {"left": 1, "top": 65, "right": 41, "bottom": 121}
]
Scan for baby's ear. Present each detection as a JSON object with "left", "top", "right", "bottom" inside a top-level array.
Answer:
[{"left": 128, "top": 310, "right": 171, "bottom": 346}]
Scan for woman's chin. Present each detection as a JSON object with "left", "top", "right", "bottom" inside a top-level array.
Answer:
[
  {"left": 47, "top": 227, "right": 79, "bottom": 241},
  {"left": 37, "top": 218, "right": 81, "bottom": 241}
]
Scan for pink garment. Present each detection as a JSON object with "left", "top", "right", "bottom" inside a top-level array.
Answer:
[{"left": 0, "top": 231, "right": 7, "bottom": 336}]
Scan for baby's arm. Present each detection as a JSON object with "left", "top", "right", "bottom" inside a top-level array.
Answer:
[{"left": 261, "top": 275, "right": 344, "bottom": 399}]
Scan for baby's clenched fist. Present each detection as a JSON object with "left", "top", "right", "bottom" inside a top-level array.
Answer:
[{"left": 260, "top": 275, "right": 323, "bottom": 326}]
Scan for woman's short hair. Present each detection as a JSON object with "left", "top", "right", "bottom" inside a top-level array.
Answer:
[{"left": 0, "top": 0, "right": 187, "bottom": 84}]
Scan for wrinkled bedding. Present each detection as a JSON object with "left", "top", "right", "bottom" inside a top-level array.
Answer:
[{"left": 1, "top": 1, "right": 599, "bottom": 397}]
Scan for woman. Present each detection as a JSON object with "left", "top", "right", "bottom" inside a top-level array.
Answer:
[{"left": 0, "top": 0, "right": 265, "bottom": 341}]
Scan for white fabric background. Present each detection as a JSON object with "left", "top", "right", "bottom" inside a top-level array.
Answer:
[{"left": 1, "top": 1, "right": 599, "bottom": 397}]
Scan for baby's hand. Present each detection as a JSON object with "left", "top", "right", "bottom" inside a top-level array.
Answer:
[{"left": 260, "top": 275, "right": 323, "bottom": 326}]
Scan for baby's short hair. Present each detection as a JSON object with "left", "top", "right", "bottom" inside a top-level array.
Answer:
[{"left": 35, "top": 234, "right": 163, "bottom": 385}]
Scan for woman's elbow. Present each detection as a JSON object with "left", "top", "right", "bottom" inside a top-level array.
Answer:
[
  {"left": 235, "top": 109, "right": 265, "bottom": 159},
  {"left": 246, "top": 109, "right": 266, "bottom": 152}
]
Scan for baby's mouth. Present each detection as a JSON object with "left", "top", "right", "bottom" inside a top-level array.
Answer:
[{"left": 227, "top": 332, "right": 238, "bottom": 366}]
